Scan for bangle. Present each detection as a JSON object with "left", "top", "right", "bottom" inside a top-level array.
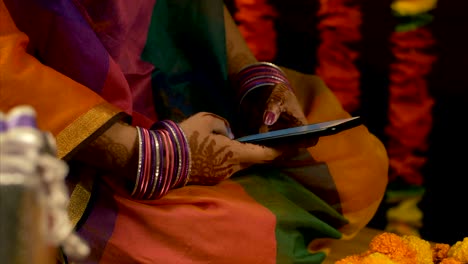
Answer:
[
  {"left": 131, "top": 121, "right": 191, "bottom": 200},
  {"left": 147, "top": 130, "right": 161, "bottom": 199},
  {"left": 159, "top": 129, "right": 173, "bottom": 198},
  {"left": 235, "top": 62, "right": 293, "bottom": 105},
  {"left": 131, "top": 127, "right": 145, "bottom": 197},
  {"left": 152, "top": 131, "right": 165, "bottom": 199}
]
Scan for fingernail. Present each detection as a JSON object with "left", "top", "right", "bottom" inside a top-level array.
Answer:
[
  {"left": 263, "top": 111, "right": 276, "bottom": 126},
  {"left": 227, "top": 126, "right": 235, "bottom": 139}
]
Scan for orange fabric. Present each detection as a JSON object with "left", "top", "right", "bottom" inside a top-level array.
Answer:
[
  {"left": 0, "top": 1, "right": 122, "bottom": 157},
  {"left": 289, "top": 72, "right": 389, "bottom": 237},
  {"left": 72, "top": 68, "right": 389, "bottom": 263},
  {"left": 101, "top": 180, "right": 277, "bottom": 264}
]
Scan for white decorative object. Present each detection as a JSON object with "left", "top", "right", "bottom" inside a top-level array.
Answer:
[{"left": 0, "top": 105, "right": 89, "bottom": 263}]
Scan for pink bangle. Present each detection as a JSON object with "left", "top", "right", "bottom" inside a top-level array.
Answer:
[
  {"left": 157, "top": 130, "right": 172, "bottom": 198},
  {"left": 139, "top": 128, "right": 153, "bottom": 199},
  {"left": 151, "top": 120, "right": 191, "bottom": 189},
  {"left": 132, "top": 120, "right": 191, "bottom": 200},
  {"left": 152, "top": 131, "right": 166, "bottom": 199},
  {"left": 131, "top": 127, "right": 145, "bottom": 197},
  {"left": 133, "top": 127, "right": 151, "bottom": 199}
]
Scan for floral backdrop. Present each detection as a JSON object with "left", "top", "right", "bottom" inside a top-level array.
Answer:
[{"left": 226, "top": 0, "right": 468, "bottom": 244}]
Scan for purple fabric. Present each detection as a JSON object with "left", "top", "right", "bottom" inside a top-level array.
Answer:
[
  {"left": 76, "top": 179, "right": 119, "bottom": 264},
  {"left": 4, "top": 0, "right": 109, "bottom": 94},
  {"left": 76, "top": 0, "right": 157, "bottom": 120}
]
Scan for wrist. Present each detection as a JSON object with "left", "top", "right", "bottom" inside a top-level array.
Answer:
[
  {"left": 232, "top": 62, "right": 293, "bottom": 136},
  {"left": 234, "top": 62, "right": 293, "bottom": 105}
]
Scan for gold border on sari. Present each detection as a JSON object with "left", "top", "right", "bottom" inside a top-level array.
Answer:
[
  {"left": 56, "top": 102, "right": 128, "bottom": 160},
  {"left": 56, "top": 102, "right": 128, "bottom": 229}
]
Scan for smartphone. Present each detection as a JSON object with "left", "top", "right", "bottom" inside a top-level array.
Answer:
[{"left": 236, "top": 116, "right": 362, "bottom": 145}]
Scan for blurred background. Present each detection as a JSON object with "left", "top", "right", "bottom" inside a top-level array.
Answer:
[{"left": 225, "top": 0, "right": 468, "bottom": 245}]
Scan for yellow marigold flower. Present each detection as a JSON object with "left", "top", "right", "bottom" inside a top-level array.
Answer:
[
  {"left": 391, "top": 0, "right": 438, "bottom": 16},
  {"left": 439, "top": 257, "right": 463, "bottom": 264},
  {"left": 402, "top": 235, "right": 433, "bottom": 264},
  {"left": 448, "top": 237, "right": 468, "bottom": 262},
  {"left": 335, "top": 254, "right": 364, "bottom": 264},
  {"left": 361, "top": 252, "right": 397, "bottom": 264}
]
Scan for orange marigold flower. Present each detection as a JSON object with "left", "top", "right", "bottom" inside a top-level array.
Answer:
[
  {"left": 432, "top": 243, "right": 450, "bottom": 263},
  {"left": 368, "top": 232, "right": 417, "bottom": 264}
]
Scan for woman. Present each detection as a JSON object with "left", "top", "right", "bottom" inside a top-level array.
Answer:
[{"left": 0, "top": 0, "right": 388, "bottom": 263}]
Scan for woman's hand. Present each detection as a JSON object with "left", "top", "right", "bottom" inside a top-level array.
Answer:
[
  {"left": 179, "top": 112, "right": 282, "bottom": 185},
  {"left": 237, "top": 83, "right": 318, "bottom": 149},
  {"left": 259, "top": 83, "right": 308, "bottom": 133}
]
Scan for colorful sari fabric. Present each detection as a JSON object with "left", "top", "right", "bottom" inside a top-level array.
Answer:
[{"left": 0, "top": 0, "right": 388, "bottom": 263}]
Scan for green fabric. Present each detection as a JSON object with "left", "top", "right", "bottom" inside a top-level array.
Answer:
[
  {"left": 141, "top": 0, "right": 235, "bottom": 122},
  {"left": 234, "top": 165, "right": 346, "bottom": 264},
  {"left": 141, "top": 1, "right": 348, "bottom": 263}
]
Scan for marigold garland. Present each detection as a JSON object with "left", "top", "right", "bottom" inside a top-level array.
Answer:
[
  {"left": 233, "top": 0, "right": 278, "bottom": 61},
  {"left": 391, "top": 0, "right": 438, "bottom": 16},
  {"left": 386, "top": 1, "right": 437, "bottom": 186},
  {"left": 233, "top": 0, "right": 437, "bottom": 187},
  {"left": 315, "top": 0, "right": 362, "bottom": 113},
  {"left": 336, "top": 232, "right": 468, "bottom": 264}
]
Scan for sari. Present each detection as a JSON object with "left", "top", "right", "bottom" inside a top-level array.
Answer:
[{"left": 0, "top": 0, "right": 388, "bottom": 263}]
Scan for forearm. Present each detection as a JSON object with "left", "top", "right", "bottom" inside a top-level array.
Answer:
[
  {"left": 224, "top": 5, "right": 257, "bottom": 78},
  {"left": 74, "top": 122, "right": 138, "bottom": 184},
  {"left": 74, "top": 120, "right": 191, "bottom": 199}
]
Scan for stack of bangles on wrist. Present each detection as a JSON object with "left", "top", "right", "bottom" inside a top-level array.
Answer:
[
  {"left": 235, "top": 62, "right": 294, "bottom": 103},
  {"left": 132, "top": 120, "right": 191, "bottom": 200}
]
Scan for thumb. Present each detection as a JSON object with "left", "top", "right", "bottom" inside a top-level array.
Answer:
[{"left": 233, "top": 141, "right": 282, "bottom": 164}]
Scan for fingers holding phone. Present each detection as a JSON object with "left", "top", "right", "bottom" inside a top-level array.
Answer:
[{"left": 179, "top": 112, "right": 282, "bottom": 185}]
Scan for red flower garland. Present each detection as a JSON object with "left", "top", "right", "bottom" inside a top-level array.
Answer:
[
  {"left": 233, "top": 0, "right": 278, "bottom": 61},
  {"left": 315, "top": 0, "right": 362, "bottom": 113},
  {"left": 233, "top": 0, "right": 436, "bottom": 186},
  {"left": 386, "top": 27, "right": 436, "bottom": 185}
]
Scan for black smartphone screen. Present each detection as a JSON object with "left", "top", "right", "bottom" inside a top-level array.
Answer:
[{"left": 236, "top": 116, "right": 362, "bottom": 145}]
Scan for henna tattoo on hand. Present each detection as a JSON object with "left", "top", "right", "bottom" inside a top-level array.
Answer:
[
  {"left": 187, "top": 131, "right": 235, "bottom": 185},
  {"left": 267, "top": 83, "right": 289, "bottom": 107}
]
